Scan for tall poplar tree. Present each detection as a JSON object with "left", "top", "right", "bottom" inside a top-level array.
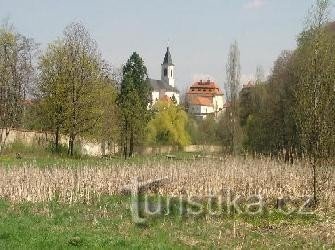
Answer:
[{"left": 225, "top": 40, "right": 242, "bottom": 154}]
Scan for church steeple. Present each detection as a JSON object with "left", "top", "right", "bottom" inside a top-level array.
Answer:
[
  {"left": 163, "top": 47, "right": 173, "bottom": 65},
  {"left": 161, "top": 47, "right": 175, "bottom": 87}
]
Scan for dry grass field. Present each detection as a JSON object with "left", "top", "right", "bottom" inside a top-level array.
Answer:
[
  {"left": 0, "top": 154, "right": 335, "bottom": 248},
  {"left": 0, "top": 157, "right": 334, "bottom": 210}
]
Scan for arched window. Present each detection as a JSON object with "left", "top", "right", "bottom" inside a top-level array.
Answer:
[
  {"left": 164, "top": 68, "right": 168, "bottom": 77},
  {"left": 171, "top": 70, "right": 173, "bottom": 77}
]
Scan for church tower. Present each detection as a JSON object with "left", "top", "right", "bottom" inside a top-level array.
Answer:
[{"left": 161, "top": 47, "right": 175, "bottom": 88}]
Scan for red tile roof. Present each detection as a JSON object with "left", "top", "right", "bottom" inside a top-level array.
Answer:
[
  {"left": 187, "top": 80, "right": 223, "bottom": 95},
  {"left": 188, "top": 96, "right": 213, "bottom": 107}
]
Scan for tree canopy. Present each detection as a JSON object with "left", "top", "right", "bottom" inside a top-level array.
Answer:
[{"left": 147, "top": 100, "right": 190, "bottom": 147}]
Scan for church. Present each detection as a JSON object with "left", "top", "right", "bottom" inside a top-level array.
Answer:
[{"left": 147, "top": 47, "right": 180, "bottom": 105}]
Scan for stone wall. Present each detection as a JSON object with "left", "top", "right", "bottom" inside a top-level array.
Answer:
[
  {"left": 0, "top": 128, "right": 222, "bottom": 156},
  {"left": 0, "top": 128, "right": 61, "bottom": 147},
  {"left": 184, "top": 145, "right": 222, "bottom": 153}
]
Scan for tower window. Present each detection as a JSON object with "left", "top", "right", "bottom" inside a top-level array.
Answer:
[
  {"left": 171, "top": 70, "right": 173, "bottom": 77},
  {"left": 164, "top": 68, "right": 168, "bottom": 77}
]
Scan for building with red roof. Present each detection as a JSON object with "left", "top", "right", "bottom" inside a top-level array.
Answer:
[{"left": 186, "top": 80, "right": 226, "bottom": 119}]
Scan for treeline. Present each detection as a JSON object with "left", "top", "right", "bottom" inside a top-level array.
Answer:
[
  {"left": 217, "top": 0, "right": 335, "bottom": 203},
  {"left": 238, "top": 1, "right": 335, "bottom": 161},
  {"left": 1, "top": 0, "right": 334, "bottom": 168},
  {"left": 0, "top": 22, "right": 194, "bottom": 157}
]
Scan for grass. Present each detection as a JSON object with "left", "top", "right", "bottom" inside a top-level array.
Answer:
[
  {"left": 0, "top": 141, "right": 203, "bottom": 168},
  {"left": 0, "top": 196, "right": 334, "bottom": 249},
  {"left": 0, "top": 143, "right": 334, "bottom": 248}
]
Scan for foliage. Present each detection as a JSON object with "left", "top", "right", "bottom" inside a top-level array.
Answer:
[
  {"left": 37, "top": 23, "right": 115, "bottom": 155},
  {"left": 218, "top": 106, "right": 244, "bottom": 154},
  {"left": 236, "top": 0, "right": 335, "bottom": 203},
  {"left": 239, "top": 54, "right": 300, "bottom": 157},
  {"left": 294, "top": 11, "right": 335, "bottom": 160},
  {"left": 92, "top": 82, "right": 120, "bottom": 152},
  {"left": 292, "top": 0, "right": 335, "bottom": 202},
  {"left": 187, "top": 116, "right": 221, "bottom": 145},
  {"left": 0, "top": 23, "right": 37, "bottom": 153},
  {"left": 146, "top": 100, "right": 190, "bottom": 147},
  {"left": 118, "top": 52, "right": 151, "bottom": 158}
]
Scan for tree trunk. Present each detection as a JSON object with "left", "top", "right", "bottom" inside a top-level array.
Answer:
[
  {"left": 68, "top": 134, "right": 75, "bottom": 156},
  {"left": 122, "top": 120, "right": 129, "bottom": 159},
  {"left": 123, "top": 129, "right": 128, "bottom": 160},
  {"left": 312, "top": 158, "right": 317, "bottom": 204},
  {"left": 129, "top": 128, "right": 134, "bottom": 158},
  {"left": 123, "top": 138, "right": 127, "bottom": 159},
  {"left": 289, "top": 148, "right": 294, "bottom": 165},
  {"left": 0, "top": 128, "right": 10, "bottom": 155},
  {"left": 284, "top": 148, "right": 289, "bottom": 163},
  {"left": 55, "top": 126, "right": 60, "bottom": 153}
]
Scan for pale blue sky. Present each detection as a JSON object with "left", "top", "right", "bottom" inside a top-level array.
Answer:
[{"left": 1, "top": 0, "right": 334, "bottom": 91}]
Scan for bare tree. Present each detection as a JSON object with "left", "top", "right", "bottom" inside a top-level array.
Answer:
[
  {"left": 226, "top": 41, "right": 241, "bottom": 104},
  {"left": 225, "top": 40, "right": 241, "bottom": 154},
  {"left": 255, "top": 65, "right": 265, "bottom": 85}
]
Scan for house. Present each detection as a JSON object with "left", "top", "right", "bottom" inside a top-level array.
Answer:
[
  {"left": 186, "top": 80, "right": 226, "bottom": 119},
  {"left": 147, "top": 47, "right": 180, "bottom": 106}
]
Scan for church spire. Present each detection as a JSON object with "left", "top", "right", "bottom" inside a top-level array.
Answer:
[
  {"left": 163, "top": 47, "right": 173, "bottom": 65},
  {"left": 161, "top": 47, "right": 175, "bottom": 87}
]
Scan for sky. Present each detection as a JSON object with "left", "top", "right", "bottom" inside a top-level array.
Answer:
[{"left": 1, "top": 0, "right": 334, "bottom": 92}]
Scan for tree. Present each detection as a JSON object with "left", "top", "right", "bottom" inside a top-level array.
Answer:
[
  {"left": 0, "top": 22, "right": 36, "bottom": 153},
  {"left": 224, "top": 41, "right": 242, "bottom": 154},
  {"left": 37, "top": 40, "right": 68, "bottom": 152},
  {"left": 267, "top": 51, "right": 299, "bottom": 161},
  {"left": 64, "top": 23, "right": 107, "bottom": 156},
  {"left": 118, "top": 52, "right": 151, "bottom": 158},
  {"left": 239, "top": 84, "right": 270, "bottom": 154},
  {"left": 225, "top": 41, "right": 241, "bottom": 104},
  {"left": 147, "top": 100, "right": 190, "bottom": 147},
  {"left": 93, "top": 69, "right": 120, "bottom": 155},
  {"left": 293, "top": 0, "right": 335, "bottom": 203},
  {"left": 38, "top": 23, "right": 108, "bottom": 156},
  {"left": 255, "top": 65, "right": 265, "bottom": 85}
]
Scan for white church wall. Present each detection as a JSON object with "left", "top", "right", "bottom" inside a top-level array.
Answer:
[{"left": 152, "top": 91, "right": 160, "bottom": 105}]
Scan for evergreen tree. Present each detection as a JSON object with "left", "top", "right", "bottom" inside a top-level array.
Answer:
[{"left": 118, "top": 52, "right": 151, "bottom": 158}]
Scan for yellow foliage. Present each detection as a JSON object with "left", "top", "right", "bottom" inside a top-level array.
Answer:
[{"left": 146, "top": 100, "right": 190, "bottom": 147}]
